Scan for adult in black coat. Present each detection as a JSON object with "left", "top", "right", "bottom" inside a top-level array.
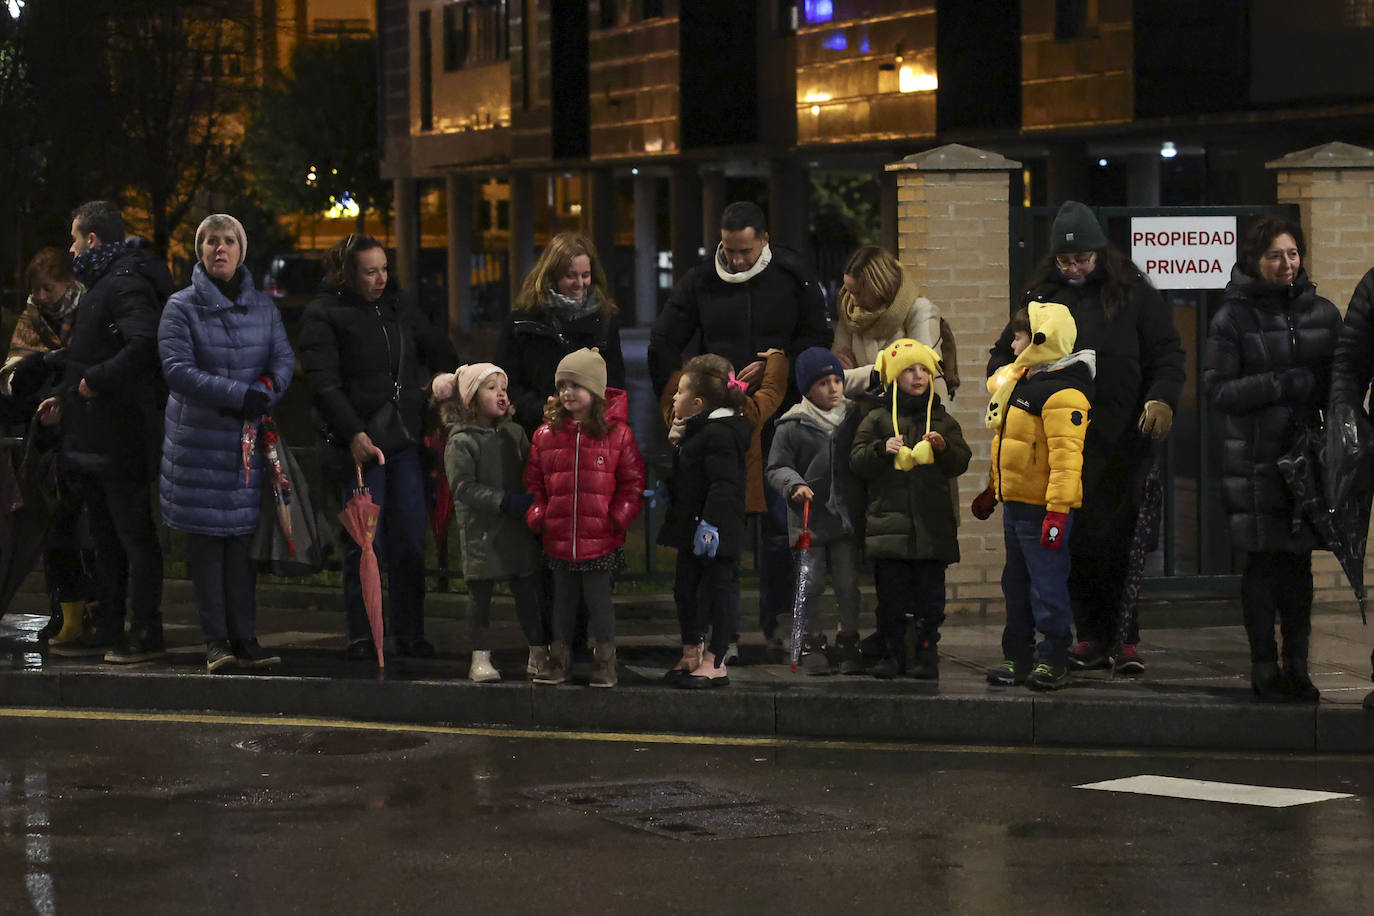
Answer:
[
  {"left": 497, "top": 232, "right": 624, "bottom": 438},
  {"left": 988, "top": 201, "right": 1185, "bottom": 672},
  {"left": 1206, "top": 218, "right": 1340, "bottom": 700},
  {"left": 650, "top": 201, "right": 831, "bottom": 641},
  {"left": 298, "top": 234, "right": 460, "bottom": 660},
  {"left": 38, "top": 201, "right": 172, "bottom": 664}
]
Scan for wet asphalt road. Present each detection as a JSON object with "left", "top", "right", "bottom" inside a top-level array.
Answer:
[{"left": 1, "top": 711, "right": 1371, "bottom": 915}]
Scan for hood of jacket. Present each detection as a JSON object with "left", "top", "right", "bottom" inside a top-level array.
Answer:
[{"left": 1223, "top": 265, "right": 1317, "bottom": 313}]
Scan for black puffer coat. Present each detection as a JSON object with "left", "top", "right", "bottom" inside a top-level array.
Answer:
[
  {"left": 1330, "top": 267, "right": 1374, "bottom": 420},
  {"left": 1203, "top": 267, "right": 1341, "bottom": 553},
  {"left": 657, "top": 410, "right": 751, "bottom": 560},
  {"left": 298, "top": 285, "right": 459, "bottom": 463},
  {"left": 54, "top": 238, "right": 172, "bottom": 478},
  {"left": 648, "top": 245, "right": 831, "bottom": 397},
  {"left": 496, "top": 301, "right": 624, "bottom": 438}
]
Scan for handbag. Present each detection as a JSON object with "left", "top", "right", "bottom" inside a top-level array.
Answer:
[
  {"left": 363, "top": 319, "right": 415, "bottom": 454},
  {"left": 250, "top": 431, "right": 332, "bottom": 577}
]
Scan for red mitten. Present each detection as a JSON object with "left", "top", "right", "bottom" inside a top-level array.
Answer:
[
  {"left": 971, "top": 486, "right": 997, "bottom": 520},
  {"left": 1040, "top": 511, "right": 1069, "bottom": 550}
]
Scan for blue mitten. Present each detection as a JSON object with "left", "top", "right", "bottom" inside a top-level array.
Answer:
[{"left": 693, "top": 519, "right": 720, "bottom": 557}]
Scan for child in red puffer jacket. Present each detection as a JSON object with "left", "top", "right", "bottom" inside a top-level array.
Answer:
[{"left": 525, "top": 347, "right": 645, "bottom": 688}]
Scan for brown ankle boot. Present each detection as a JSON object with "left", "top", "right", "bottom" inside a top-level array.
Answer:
[
  {"left": 591, "top": 642, "right": 617, "bottom": 688},
  {"left": 533, "top": 643, "right": 569, "bottom": 685}
]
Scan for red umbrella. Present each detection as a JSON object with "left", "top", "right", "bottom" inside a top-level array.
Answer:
[
  {"left": 424, "top": 428, "right": 453, "bottom": 553},
  {"left": 339, "top": 465, "right": 385, "bottom": 667}
]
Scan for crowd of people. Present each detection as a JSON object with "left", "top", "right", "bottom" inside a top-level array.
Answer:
[{"left": 3, "top": 197, "right": 1372, "bottom": 706}]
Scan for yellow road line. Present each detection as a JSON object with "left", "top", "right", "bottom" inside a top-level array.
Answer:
[{"left": 0, "top": 706, "right": 1367, "bottom": 763}]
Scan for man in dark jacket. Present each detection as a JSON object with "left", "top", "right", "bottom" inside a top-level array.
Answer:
[
  {"left": 649, "top": 202, "right": 832, "bottom": 642},
  {"left": 40, "top": 200, "right": 170, "bottom": 663}
]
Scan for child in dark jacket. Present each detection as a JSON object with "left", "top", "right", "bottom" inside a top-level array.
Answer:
[
  {"left": 658, "top": 353, "right": 752, "bottom": 687},
  {"left": 765, "top": 347, "right": 866, "bottom": 675},
  {"left": 850, "top": 339, "right": 971, "bottom": 679},
  {"left": 978, "top": 302, "right": 1094, "bottom": 691},
  {"left": 440, "top": 363, "right": 547, "bottom": 683},
  {"left": 524, "top": 348, "right": 644, "bottom": 688}
]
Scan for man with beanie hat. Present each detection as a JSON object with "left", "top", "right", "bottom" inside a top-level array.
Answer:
[
  {"left": 850, "top": 338, "right": 971, "bottom": 680},
  {"left": 987, "top": 200, "right": 1183, "bottom": 679},
  {"left": 766, "top": 347, "right": 866, "bottom": 673}
]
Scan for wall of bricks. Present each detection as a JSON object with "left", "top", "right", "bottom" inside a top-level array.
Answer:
[
  {"left": 1269, "top": 142, "right": 1374, "bottom": 609},
  {"left": 887, "top": 144, "right": 1021, "bottom": 618}
]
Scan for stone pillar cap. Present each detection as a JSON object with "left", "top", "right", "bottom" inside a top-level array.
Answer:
[
  {"left": 886, "top": 143, "right": 1022, "bottom": 172},
  {"left": 1266, "top": 142, "right": 1374, "bottom": 170}
]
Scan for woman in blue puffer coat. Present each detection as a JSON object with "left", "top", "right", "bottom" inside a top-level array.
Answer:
[{"left": 158, "top": 214, "right": 294, "bottom": 673}]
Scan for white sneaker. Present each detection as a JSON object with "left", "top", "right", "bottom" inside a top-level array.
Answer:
[
  {"left": 723, "top": 642, "right": 740, "bottom": 664},
  {"left": 468, "top": 650, "right": 501, "bottom": 683}
]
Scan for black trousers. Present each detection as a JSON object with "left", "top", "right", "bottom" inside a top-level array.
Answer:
[
  {"left": 1241, "top": 550, "right": 1313, "bottom": 664},
  {"left": 186, "top": 533, "right": 257, "bottom": 643},
  {"left": 467, "top": 576, "right": 546, "bottom": 650},
  {"left": 673, "top": 551, "right": 740, "bottom": 662},
  {"left": 74, "top": 472, "right": 163, "bottom": 635},
  {"left": 873, "top": 558, "right": 946, "bottom": 649}
]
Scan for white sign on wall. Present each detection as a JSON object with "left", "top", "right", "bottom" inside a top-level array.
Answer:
[{"left": 1129, "top": 216, "right": 1237, "bottom": 290}]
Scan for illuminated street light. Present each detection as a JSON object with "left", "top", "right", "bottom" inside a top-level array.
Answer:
[{"left": 1160, "top": 141, "right": 1178, "bottom": 159}]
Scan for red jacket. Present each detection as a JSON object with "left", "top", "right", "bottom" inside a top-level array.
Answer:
[{"left": 525, "top": 387, "right": 645, "bottom": 562}]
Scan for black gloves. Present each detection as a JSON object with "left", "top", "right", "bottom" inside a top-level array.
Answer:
[
  {"left": 500, "top": 490, "right": 533, "bottom": 519},
  {"left": 242, "top": 388, "right": 271, "bottom": 420},
  {"left": 1279, "top": 367, "right": 1315, "bottom": 403}
]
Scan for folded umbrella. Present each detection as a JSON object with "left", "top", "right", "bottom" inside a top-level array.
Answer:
[
  {"left": 1114, "top": 461, "right": 1163, "bottom": 655},
  {"left": 259, "top": 418, "right": 295, "bottom": 556},
  {"left": 1324, "top": 403, "right": 1372, "bottom": 621},
  {"left": 338, "top": 465, "right": 385, "bottom": 666},
  {"left": 789, "top": 500, "right": 816, "bottom": 671}
]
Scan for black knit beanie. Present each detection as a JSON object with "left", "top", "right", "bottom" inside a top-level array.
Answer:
[{"left": 1051, "top": 201, "right": 1108, "bottom": 254}]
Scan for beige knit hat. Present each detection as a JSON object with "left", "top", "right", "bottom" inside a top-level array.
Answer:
[
  {"left": 555, "top": 347, "right": 607, "bottom": 399},
  {"left": 194, "top": 213, "right": 247, "bottom": 269}
]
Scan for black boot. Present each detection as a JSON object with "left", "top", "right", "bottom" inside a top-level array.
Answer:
[
  {"left": 869, "top": 633, "right": 904, "bottom": 679},
  {"left": 1281, "top": 653, "right": 1319, "bottom": 702},
  {"left": 1251, "top": 661, "right": 1286, "bottom": 700},
  {"left": 909, "top": 640, "right": 939, "bottom": 681}
]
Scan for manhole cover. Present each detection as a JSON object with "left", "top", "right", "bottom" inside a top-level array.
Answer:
[
  {"left": 234, "top": 730, "right": 429, "bottom": 756},
  {"left": 519, "top": 779, "right": 849, "bottom": 841},
  {"left": 606, "top": 803, "right": 848, "bottom": 841}
]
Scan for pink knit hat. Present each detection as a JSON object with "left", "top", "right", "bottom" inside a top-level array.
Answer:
[{"left": 456, "top": 363, "right": 506, "bottom": 406}]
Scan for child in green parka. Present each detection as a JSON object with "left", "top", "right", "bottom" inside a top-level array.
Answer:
[{"left": 850, "top": 339, "right": 971, "bottom": 679}]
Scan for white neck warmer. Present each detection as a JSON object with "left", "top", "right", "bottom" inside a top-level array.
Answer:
[
  {"left": 715, "top": 243, "right": 773, "bottom": 284},
  {"left": 791, "top": 396, "right": 850, "bottom": 430}
]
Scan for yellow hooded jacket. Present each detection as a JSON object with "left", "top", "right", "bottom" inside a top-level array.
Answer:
[{"left": 986, "top": 303, "right": 1095, "bottom": 513}]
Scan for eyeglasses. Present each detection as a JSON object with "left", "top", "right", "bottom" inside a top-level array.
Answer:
[{"left": 1055, "top": 252, "right": 1097, "bottom": 270}]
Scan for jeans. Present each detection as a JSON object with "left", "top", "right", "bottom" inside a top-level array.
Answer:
[
  {"left": 466, "top": 576, "right": 546, "bottom": 650},
  {"left": 673, "top": 552, "right": 740, "bottom": 660},
  {"left": 872, "top": 558, "right": 946, "bottom": 648},
  {"left": 1241, "top": 550, "right": 1313, "bottom": 664},
  {"left": 74, "top": 472, "right": 162, "bottom": 635},
  {"left": 803, "top": 536, "right": 862, "bottom": 635},
  {"left": 339, "top": 448, "right": 427, "bottom": 644},
  {"left": 186, "top": 533, "right": 257, "bottom": 643},
  {"left": 1001, "top": 501, "right": 1074, "bottom": 666},
  {"left": 551, "top": 569, "right": 615, "bottom": 646}
]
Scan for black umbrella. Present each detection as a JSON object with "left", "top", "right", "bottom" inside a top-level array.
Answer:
[
  {"left": 1114, "top": 460, "right": 1163, "bottom": 653},
  {"left": 1322, "top": 403, "right": 1373, "bottom": 621}
]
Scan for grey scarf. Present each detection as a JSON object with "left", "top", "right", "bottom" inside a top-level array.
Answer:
[{"left": 546, "top": 288, "right": 602, "bottom": 322}]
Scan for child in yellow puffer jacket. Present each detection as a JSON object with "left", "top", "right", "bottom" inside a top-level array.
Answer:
[{"left": 976, "top": 302, "right": 1094, "bottom": 692}]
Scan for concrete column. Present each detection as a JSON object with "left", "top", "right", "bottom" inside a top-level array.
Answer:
[
  {"left": 393, "top": 177, "right": 420, "bottom": 301},
  {"left": 508, "top": 171, "right": 536, "bottom": 306},
  {"left": 580, "top": 168, "right": 615, "bottom": 266},
  {"left": 701, "top": 169, "right": 726, "bottom": 258},
  {"left": 445, "top": 174, "right": 473, "bottom": 341},
  {"left": 879, "top": 169, "right": 898, "bottom": 255},
  {"left": 768, "top": 157, "right": 809, "bottom": 257},
  {"left": 887, "top": 143, "right": 1021, "bottom": 616},
  {"left": 1127, "top": 153, "right": 1161, "bottom": 207},
  {"left": 1045, "top": 141, "right": 1090, "bottom": 205},
  {"left": 670, "top": 164, "right": 703, "bottom": 283},
  {"left": 633, "top": 173, "right": 659, "bottom": 327},
  {"left": 1267, "top": 142, "right": 1374, "bottom": 608}
]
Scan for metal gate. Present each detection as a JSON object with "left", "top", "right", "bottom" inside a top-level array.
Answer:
[{"left": 1010, "top": 203, "right": 1301, "bottom": 593}]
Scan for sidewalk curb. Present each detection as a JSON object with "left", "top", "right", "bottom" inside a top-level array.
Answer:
[{"left": 4, "top": 668, "right": 1372, "bottom": 753}]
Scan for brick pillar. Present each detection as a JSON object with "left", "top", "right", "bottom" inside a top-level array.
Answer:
[
  {"left": 1268, "top": 142, "right": 1374, "bottom": 609},
  {"left": 887, "top": 143, "right": 1022, "bottom": 616}
]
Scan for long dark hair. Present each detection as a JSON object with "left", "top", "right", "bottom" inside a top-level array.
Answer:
[
  {"left": 322, "top": 233, "right": 384, "bottom": 292},
  {"left": 1025, "top": 241, "right": 1142, "bottom": 321}
]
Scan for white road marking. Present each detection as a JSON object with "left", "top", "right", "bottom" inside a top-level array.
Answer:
[{"left": 1076, "top": 775, "right": 1353, "bottom": 807}]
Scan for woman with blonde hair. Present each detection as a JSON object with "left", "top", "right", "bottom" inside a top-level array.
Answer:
[
  {"left": 835, "top": 245, "right": 958, "bottom": 401},
  {"left": 498, "top": 232, "right": 625, "bottom": 436}
]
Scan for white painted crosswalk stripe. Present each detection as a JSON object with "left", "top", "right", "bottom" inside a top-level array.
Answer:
[{"left": 1076, "top": 775, "right": 1353, "bottom": 808}]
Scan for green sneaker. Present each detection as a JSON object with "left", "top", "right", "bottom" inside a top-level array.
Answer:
[
  {"left": 1026, "top": 662, "right": 1070, "bottom": 691},
  {"left": 986, "top": 659, "right": 1029, "bottom": 686}
]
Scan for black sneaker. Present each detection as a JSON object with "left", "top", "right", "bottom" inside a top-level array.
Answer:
[
  {"left": 1069, "top": 640, "right": 1110, "bottom": 671},
  {"left": 232, "top": 639, "right": 281, "bottom": 669},
  {"left": 1026, "top": 662, "right": 1070, "bottom": 691},
  {"left": 858, "top": 631, "right": 886, "bottom": 659},
  {"left": 105, "top": 630, "right": 166, "bottom": 664},
  {"left": 870, "top": 655, "right": 901, "bottom": 679},
  {"left": 346, "top": 638, "right": 375, "bottom": 661},
  {"left": 909, "top": 644, "right": 939, "bottom": 681},
  {"left": 37, "top": 611, "right": 62, "bottom": 641},
  {"left": 835, "top": 631, "right": 863, "bottom": 675},
  {"left": 49, "top": 629, "right": 115, "bottom": 659},
  {"left": 396, "top": 637, "right": 436, "bottom": 658},
  {"left": 206, "top": 640, "right": 235, "bottom": 673},
  {"left": 798, "top": 634, "right": 831, "bottom": 675},
  {"left": 986, "top": 659, "right": 1029, "bottom": 686}
]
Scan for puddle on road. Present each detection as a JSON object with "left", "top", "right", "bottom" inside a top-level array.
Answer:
[{"left": 233, "top": 730, "right": 429, "bottom": 756}]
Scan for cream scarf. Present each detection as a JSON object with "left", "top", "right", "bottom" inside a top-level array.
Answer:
[{"left": 715, "top": 243, "right": 773, "bottom": 284}]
